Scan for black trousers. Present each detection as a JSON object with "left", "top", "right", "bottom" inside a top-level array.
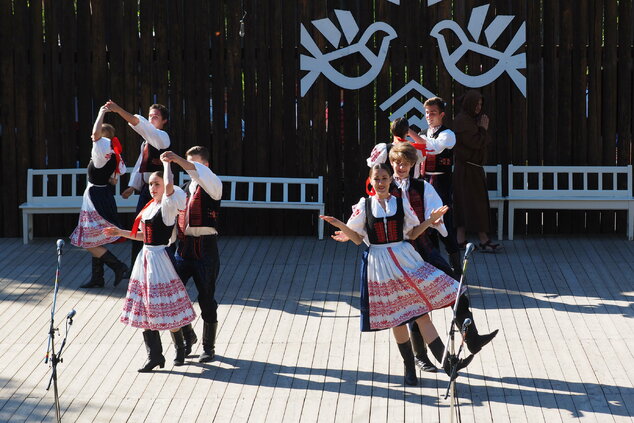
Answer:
[
  {"left": 426, "top": 172, "right": 459, "bottom": 254},
  {"left": 173, "top": 235, "right": 220, "bottom": 323}
]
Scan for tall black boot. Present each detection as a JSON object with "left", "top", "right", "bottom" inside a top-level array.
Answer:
[
  {"left": 138, "top": 330, "right": 165, "bottom": 372},
  {"left": 409, "top": 324, "right": 438, "bottom": 372},
  {"left": 454, "top": 294, "right": 499, "bottom": 354},
  {"left": 100, "top": 250, "right": 130, "bottom": 286},
  {"left": 449, "top": 252, "right": 463, "bottom": 279},
  {"left": 199, "top": 322, "right": 217, "bottom": 363},
  {"left": 427, "top": 337, "right": 473, "bottom": 378},
  {"left": 171, "top": 329, "right": 186, "bottom": 366},
  {"left": 181, "top": 324, "right": 198, "bottom": 357},
  {"left": 397, "top": 340, "right": 418, "bottom": 386},
  {"left": 80, "top": 257, "right": 105, "bottom": 288}
]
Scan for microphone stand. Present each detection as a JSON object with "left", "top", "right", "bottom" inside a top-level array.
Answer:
[
  {"left": 441, "top": 243, "right": 476, "bottom": 423},
  {"left": 44, "top": 240, "right": 75, "bottom": 423}
]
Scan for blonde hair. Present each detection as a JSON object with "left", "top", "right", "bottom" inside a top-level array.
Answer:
[
  {"left": 388, "top": 142, "right": 418, "bottom": 166},
  {"left": 101, "top": 123, "right": 115, "bottom": 139}
]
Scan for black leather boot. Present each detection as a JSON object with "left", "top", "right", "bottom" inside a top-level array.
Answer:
[
  {"left": 80, "top": 257, "right": 105, "bottom": 288},
  {"left": 428, "top": 337, "right": 473, "bottom": 379},
  {"left": 138, "top": 330, "right": 165, "bottom": 372},
  {"left": 100, "top": 250, "right": 130, "bottom": 286},
  {"left": 171, "top": 329, "right": 186, "bottom": 366},
  {"left": 199, "top": 322, "right": 217, "bottom": 363},
  {"left": 409, "top": 326, "right": 438, "bottom": 373},
  {"left": 454, "top": 294, "right": 499, "bottom": 354},
  {"left": 397, "top": 340, "right": 418, "bottom": 386},
  {"left": 449, "top": 252, "right": 463, "bottom": 279},
  {"left": 181, "top": 324, "right": 198, "bottom": 357}
]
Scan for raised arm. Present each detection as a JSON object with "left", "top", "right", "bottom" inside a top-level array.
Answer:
[
  {"left": 162, "top": 157, "right": 174, "bottom": 197},
  {"left": 105, "top": 100, "right": 140, "bottom": 126},
  {"left": 91, "top": 106, "right": 109, "bottom": 141}
]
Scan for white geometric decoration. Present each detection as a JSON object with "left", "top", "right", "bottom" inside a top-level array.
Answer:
[
  {"left": 379, "top": 81, "right": 438, "bottom": 131},
  {"left": 300, "top": 10, "right": 397, "bottom": 96},
  {"left": 430, "top": 3, "right": 527, "bottom": 96}
]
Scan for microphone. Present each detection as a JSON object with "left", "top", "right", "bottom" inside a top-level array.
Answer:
[
  {"left": 461, "top": 317, "right": 472, "bottom": 334},
  {"left": 66, "top": 309, "right": 76, "bottom": 323},
  {"left": 56, "top": 239, "right": 65, "bottom": 255},
  {"left": 464, "top": 242, "right": 475, "bottom": 260}
]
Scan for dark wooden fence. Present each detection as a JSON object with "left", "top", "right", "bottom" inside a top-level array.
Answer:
[{"left": 1, "top": 0, "right": 632, "bottom": 239}]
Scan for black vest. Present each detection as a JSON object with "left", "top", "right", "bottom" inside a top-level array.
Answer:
[
  {"left": 365, "top": 196, "right": 404, "bottom": 244},
  {"left": 139, "top": 142, "right": 168, "bottom": 173},
  {"left": 182, "top": 181, "right": 221, "bottom": 229},
  {"left": 143, "top": 209, "right": 174, "bottom": 246},
  {"left": 424, "top": 126, "right": 454, "bottom": 174},
  {"left": 87, "top": 155, "right": 117, "bottom": 185}
]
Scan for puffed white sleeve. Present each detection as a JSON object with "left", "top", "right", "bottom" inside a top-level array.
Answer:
[
  {"left": 423, "top": 181, "right": 448, "bottom": 237},
  {"left": 161, "top": 185, "right": 187, "bottom": 225},
  {"left": 402, "top": 196, "right": 421, "bottom": 239},
  {"left": 186, "top": 162, "right": 222, "bottom": 200},
  {"left": 346, "top": 198, "right": 368, "bottom": 240},
  {"left": 367, "top": 143, "right": 388, "bottom": 167},
  {"left": 127, "top": 144, "right": 144, "bottom": 190},
  {"left": 129, "top": 115, "right": 170, "bottom": 149},
  {"left": 426, "top": 129, "right": 456, "bottom": 155},
  {"left": 91, "top": 137, "right": 113, "bottom": 168}
]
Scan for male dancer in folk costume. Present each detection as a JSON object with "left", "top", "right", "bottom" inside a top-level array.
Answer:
[
  {"left": 105, "top": 157, "right": 196, "bottom": 371},
  {"left": 71, "top": 104, "right": 129, "bottom": 288},
  {"left": 417, "top": 97, "right": 462, "bottom": 277},
  {"left": 161, "top": 147, "right": 222, "bottom": 363},
  {"left": 105, "top": 100, "right": 172, "bottom": 267}
]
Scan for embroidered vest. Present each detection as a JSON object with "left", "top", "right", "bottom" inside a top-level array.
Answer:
[
  {"left": 87, "top": 155, "right": 117, "bottom": 185},
  {"left": 365, "top": 196, "right": 404, "bottom": 244},
  {"left": 143, "top": 209, "right": 174, "bottom": 246},
  {"left": 177, "top": 181, "right": 221, "bottom": 237},
  {"left": 424, "top": 126, "right": 453, "bottom": 174},
  {"left": 139, "top": 142, "right": 168, "bottom": 173}
]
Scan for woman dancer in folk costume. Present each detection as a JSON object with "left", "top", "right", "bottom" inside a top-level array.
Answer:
[
  {"left": 71, "top": 104, "right": 130, "bottom": 288},
  {"left": 321, "top": 163, "right": 473, "bottom": 386},
  {"left": 105, "top": 158, "right": 196, "bottom": 372}
]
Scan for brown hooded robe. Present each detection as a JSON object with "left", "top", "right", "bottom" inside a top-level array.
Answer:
[{"left": 452, "top": 90, "right": 492, "bottom": 234}]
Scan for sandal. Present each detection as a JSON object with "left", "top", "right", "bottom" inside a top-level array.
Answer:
[{"left": 479, "top": 239, "right": 503, "bottom": 253}]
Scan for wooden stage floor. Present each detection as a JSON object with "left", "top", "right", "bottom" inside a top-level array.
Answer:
[{"left": 0, "top": 236, "right": 633, "bottom": 422}]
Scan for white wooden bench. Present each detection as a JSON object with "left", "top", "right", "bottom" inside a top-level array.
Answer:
[
  {"left": 19, "top": 168, "right": 139, "bottom": 244},
  {"left": 484, "top": 164, "right": 504, "bottom": 240},
  {"left": 20, "top": 168, "right": 325, "bottom": 244},
  {"left": 507, "top": 165, "right": 634, "bottom": 240},
  {"left": 180, "top": 173, "right": 325, "bottom": 240}
]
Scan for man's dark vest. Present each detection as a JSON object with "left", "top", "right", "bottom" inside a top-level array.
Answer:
[
  {"left": 87, "top": 155, "right": 117, "bottom": 185},
  {"left": 424, "top": 126, "right": 453, "bottom": 174},
  {"left": 365, "top": 196, "right": 404, "bottom": 244},
  {"left": 139, "top": 142, "right": 168, "bottom": 173},
  {"left": 179, "top": 181, "right": 221, "bottom": 232},
  {"left": 143, "top": 209, "right": 174, "bottom": 245}
]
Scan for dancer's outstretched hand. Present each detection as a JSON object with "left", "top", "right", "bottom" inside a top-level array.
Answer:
[
  {"left": 104, "top": 226, "right": 121, "bottom": 237},
  {"left": 331, "top": 230, "right": 350, "bottom": 242},
  {"left": 320, "top": 215, "right": 343, "bottom": 229},
  {"left": 429, "top": 206, "right": 448, "bottom": 224}
]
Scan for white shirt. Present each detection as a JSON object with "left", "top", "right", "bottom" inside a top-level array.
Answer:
[
  {"left": 393, "top": 176, "right": 448, "bottom": 237},
  {"left": 91, "top": 137, "right": 127, "bottom": 176},
  {"left": 424, "top": 127, "right": 456, "bottom": 155},
  {"left": 346, "top": 195, "right": 420, "bottom": 244},
  {"left": 128, "top": 115, "right": 171, "bottom": 190},
  {"left": 183, "top": 161, "right": 223, "bottom": 236}
]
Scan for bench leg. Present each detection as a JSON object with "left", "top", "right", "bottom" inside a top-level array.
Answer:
[
  {"left": 628, "top": 205, "right": 633, "bottom": 241},
  {"left": 498, "top": 203, "right": 504, "bottom": 241},
  {"left": 507, "top": 204, "right": 514, "bottom": 241},
  {"left": 318, "top": 207, "right": 324, "bottom": 240}
]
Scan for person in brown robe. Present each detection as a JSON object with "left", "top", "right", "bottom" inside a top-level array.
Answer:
[{"left": 453, "top": 90, "right": 502, "bottom": 252}]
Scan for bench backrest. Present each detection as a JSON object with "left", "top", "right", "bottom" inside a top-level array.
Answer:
[
  {"left": 483, "top": 165, "right": 503, "bottom": 199},
  {"left": 508, "top": 165, "right": 633, "bottom": 198},
  {"left": 25, "top": 168, "right": 138, "bottom": 206},
  {"left": 179, "top": 173, "right": 324, "bottom": 205}
]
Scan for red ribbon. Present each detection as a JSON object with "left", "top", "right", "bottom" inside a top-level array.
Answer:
[
  {"left": 365, "top": 177, "right": 376, "bottom": 196},
  {"left": 131, "top": 199, "right": 155, "bottom": 237},
  {"left": 111, "top": 136, "right": 123, "bottom": 175}
]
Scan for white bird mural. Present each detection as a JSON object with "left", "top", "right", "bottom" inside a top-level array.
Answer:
[
  {"left": 300, "top": 9, "right": 397, "bottom": 97},
  {"left": 430, "top": 4, "right": 527, "bottom": 96}
]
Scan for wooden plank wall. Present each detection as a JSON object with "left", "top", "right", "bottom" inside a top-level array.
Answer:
[{"left": 0, "top": 0, "right": 632, "bottom": 238}]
